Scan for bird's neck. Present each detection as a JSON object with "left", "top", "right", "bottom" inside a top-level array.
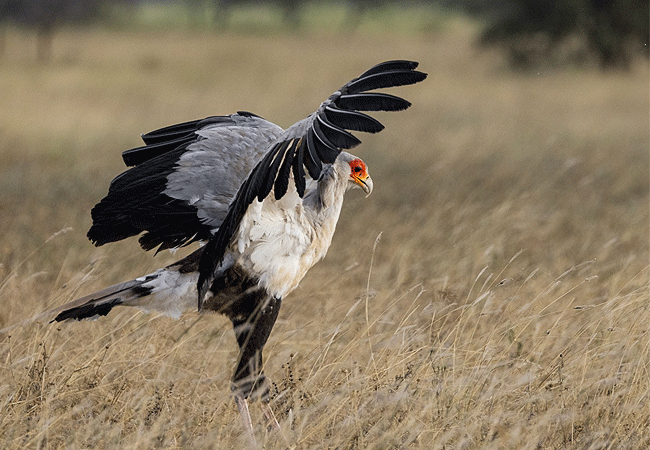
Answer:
[
  {"left": 309, "top": 164, "right": 348, "bottom": 214},
  {"left": 301, "top": 164, "right": 348, "bottom": 256}
]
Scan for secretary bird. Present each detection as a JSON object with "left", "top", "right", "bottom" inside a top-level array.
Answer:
[{"left": 45, "top": 60, "right": 426, "bottom": 443}]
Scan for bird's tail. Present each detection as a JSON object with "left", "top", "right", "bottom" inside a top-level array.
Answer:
[
  {"left": 0, "top": 253, "right": 201, "bottom": 336},
  {"left": 47, "top": 265, "right": 199, "bottom": 323},
  {"left": 49, "top": 279, "right": 144, "bottom": 322}
]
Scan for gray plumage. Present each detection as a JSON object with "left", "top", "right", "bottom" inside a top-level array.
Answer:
[{"left": 164, "top": 115, "right": 284, "bottom": 231}]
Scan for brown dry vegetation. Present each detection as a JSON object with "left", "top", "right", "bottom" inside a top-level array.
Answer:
[{"left": 0, "top": 21, "right": 648, "bottom": 449}]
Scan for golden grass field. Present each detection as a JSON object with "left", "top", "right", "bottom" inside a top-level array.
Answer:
[{"left": 0, "top": 20, "right": 648, "bottom": 449}]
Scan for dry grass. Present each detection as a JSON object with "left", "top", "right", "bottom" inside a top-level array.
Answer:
[{"left": 0, "top": 22, "right": 648, "bottom": 449}]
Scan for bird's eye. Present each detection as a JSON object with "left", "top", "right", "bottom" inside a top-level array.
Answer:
[{"left": 353, "top": 166, "right": 362, "bottom": 173}]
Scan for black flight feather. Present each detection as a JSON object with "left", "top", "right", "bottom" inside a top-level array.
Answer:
[
  {"left": 274, "top": 140, "right": 296, "bottom": 200},
  {"left": 355, "top": 60, "right": 420, "bottom": 78},
  {"left": 292, "top": 138, "right": 307, "bottom": 197},
  {"left": 140, "top": 115, "right": 239, "bottom": 145},
  {"left": 310, "top": 122, "right": 340, "bottom": 163},
  {"left": 258, "top": 142, "right": 288, "bottom": 202},
  {"left": 337, "top": 92, "right": 412, "bottom": 112},
  {"left": 122, "top": 135, "right": 195, "bottom": 167},
  {"left": 127, "top": 115, "right": 246, "bottom": 166},
  {"left": 140, "top": 118, "right": 204, "bottom": 145},
  {"left": 315, "top": 114, "right": 362, "bottom": 149},
  {"left": 53, "top": 298, "right": 123, "bottom": 322},
  {"left": 324, "top": 106, "right": 384, "bottom": 133},
  {"left": 345, "top": 69, "right": 427, "bottom": 95},
  {"left": 89, "top": 142, "right": 210, "bottom": 250},
  {"left": 304, "top": 129, "right": 323, "bottom": 180}
]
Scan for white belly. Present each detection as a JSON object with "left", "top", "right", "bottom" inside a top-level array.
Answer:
[{"left": 234, "top": 186, "right": 344, "bottom": 299}]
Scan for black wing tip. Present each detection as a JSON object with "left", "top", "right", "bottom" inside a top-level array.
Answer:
[
  {"left": 377, "top": 59, "right": 423, "bottom": 73},
  {"left": 394, "top": 99, "right": 412, "bottom": 111},
  {"left": 358, "top": 60, "right": 420, "bottom": 77},
  {"left": 355, "top": 60, "right": 427, "bottom": 86},
  {"left": 347, "top": 60, "right": 426, "bottom": 100},
  {"left": 411, "top": 70, "right": 428, "bottom": 83}
]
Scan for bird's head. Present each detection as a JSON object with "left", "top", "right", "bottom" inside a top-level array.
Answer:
[{"left": 345, "top": 156, "right": 373, "bottom": 197}]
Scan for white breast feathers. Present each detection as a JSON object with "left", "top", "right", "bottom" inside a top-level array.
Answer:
[{"left": 234, "top": 160, "right": 350, "bottom": 299}]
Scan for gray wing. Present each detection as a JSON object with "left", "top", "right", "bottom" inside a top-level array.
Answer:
[
  {"left": 87, "top": 112, "right": 284, "bottom": 252},
  {"left": 197, "top": 60, "right": 427, "bottom": 300}
]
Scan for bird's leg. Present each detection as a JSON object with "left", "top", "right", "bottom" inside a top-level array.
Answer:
[
  {"left": 230, "top": 296, "right": 281, "bottom": 401},
  {"left": 234, "top": 395, "right": 287, "bottom": 448},
  {"left": 234, "top": 393, "right": 257, "bottom": 447},
  {"left": 230, "top": 295, "right": 282, "bottom": 439}
]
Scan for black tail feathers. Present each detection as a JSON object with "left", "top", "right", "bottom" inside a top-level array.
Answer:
[
  {"left": 52, "top": 298, "right": 123, "bottom": 322},
  {"left": 48, "top": 279, "right": 144, "bottom": 323}
]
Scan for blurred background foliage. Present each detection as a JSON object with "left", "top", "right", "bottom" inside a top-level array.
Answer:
[{"left": 0, "top": 0, "right": 648, "bottom": 69}]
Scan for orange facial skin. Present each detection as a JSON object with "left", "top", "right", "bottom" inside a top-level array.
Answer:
[
  {"left": 349, "top": 158, "right": 369, "bottom": 180},
  {"left": 349, "top": 158, "right": 373, "bottom": 196}
]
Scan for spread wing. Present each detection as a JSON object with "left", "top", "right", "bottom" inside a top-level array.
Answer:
[
  {"left": 197, "top": 60, "right": 427, "bottom": 301},
  {"left": 87, "top": 112, "right": 284, "bottom": 252}
]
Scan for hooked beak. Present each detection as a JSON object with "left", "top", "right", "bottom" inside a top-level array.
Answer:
[{"left": 354, "top": 175, "right": 373, "bottom": 197}]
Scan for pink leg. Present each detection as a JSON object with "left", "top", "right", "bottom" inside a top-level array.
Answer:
[{"left": 234, "top": 394, "right": 257, "bottom": 447}]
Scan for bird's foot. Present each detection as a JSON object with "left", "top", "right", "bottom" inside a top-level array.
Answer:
[
  {"left": 234, "top": 393, "right": 257, "bottom": 447},
  {"left": 233, "top": 375, "right": 290, "bottom": 447}
]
